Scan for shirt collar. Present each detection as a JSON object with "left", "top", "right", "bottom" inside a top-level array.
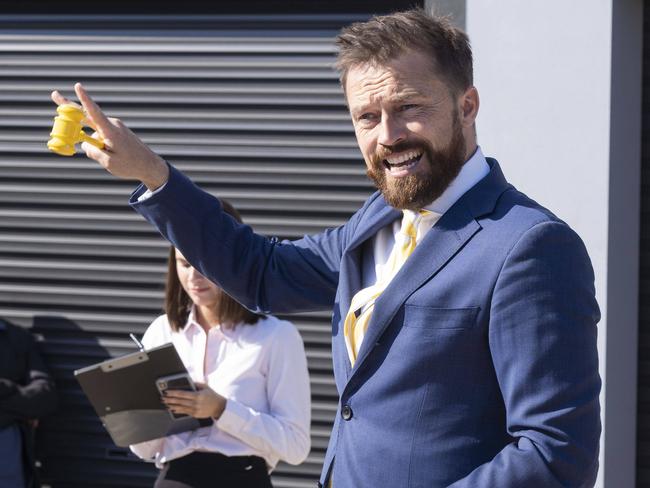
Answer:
[
  {"left": 422, "top": 145, "right": 490, "bottom": 215},
  {"left": 182, "top": 305, "right": 235, "bottom": 341}
]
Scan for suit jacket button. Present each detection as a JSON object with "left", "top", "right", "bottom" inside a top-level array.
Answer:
[{"left": 341, "top": 404, "right": 353, "bottom": 420}]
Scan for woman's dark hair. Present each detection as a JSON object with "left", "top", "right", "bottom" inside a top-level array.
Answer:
[{"left": 164, "top": 199, "right": 262, "bottom": 332}]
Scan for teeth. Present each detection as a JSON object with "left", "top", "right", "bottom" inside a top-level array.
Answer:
[
  {"left": 388, "top": 160, "right": 419, "bottom": 173},
  {"left": 386, "top": 150, "right": 422, "bottom": 166}
]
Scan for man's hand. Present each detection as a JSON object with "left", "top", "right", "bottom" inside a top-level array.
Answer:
[
  {"left": 162, "top": 383, "right": 227, "bottom": 420},
  {"left": 50, "top": 83, "right": 169, "bottom": 191}
]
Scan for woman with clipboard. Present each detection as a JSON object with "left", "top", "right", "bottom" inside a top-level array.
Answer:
[{"left": 130, "top": 200, "right": 311, "bottom": 488}]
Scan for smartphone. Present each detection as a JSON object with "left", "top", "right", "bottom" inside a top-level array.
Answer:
[{"left": 156, "top": 373, "right": 196, "bottom": 419}]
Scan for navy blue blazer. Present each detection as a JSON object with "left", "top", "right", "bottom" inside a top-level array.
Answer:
[{"left": 131, "top": 159, "right": 601, "bottom": 488}]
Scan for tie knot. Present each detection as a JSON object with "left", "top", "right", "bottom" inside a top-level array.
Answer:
[{"left": 400, "top": 210, "right": 421, "bottom": 239}]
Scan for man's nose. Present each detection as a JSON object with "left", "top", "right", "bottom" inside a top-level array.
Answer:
[{"left": 377, "top": 115, "right": 406, "bottom": 147}]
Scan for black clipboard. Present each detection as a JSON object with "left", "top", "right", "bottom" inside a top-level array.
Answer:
[{"left": 74, "top": 343, "right": 211, "bottom": 447}]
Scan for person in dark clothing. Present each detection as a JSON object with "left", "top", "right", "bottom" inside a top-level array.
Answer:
[{"left": 0, "top": 318, "right": 57, "bottom": 488}]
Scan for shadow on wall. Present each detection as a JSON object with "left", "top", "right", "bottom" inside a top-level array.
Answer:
[{"left": 32, "top": 315, "right": 157, "bottom": 488}]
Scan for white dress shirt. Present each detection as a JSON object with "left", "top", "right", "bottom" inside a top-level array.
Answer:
[
  {"left": 130, "top": 308, "right": 311, "bottom": 470},
  {"left": 361, "top": 146, "right": 490, "bottom": 289}
]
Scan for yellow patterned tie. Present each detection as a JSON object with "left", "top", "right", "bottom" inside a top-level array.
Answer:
[{"left": 343, "top": 210, "right": 428, "bottom": 365}]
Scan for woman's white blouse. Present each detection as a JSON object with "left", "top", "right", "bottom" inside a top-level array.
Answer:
[{"left": 129, "top": 309, "right": 311, "bottom": 470}]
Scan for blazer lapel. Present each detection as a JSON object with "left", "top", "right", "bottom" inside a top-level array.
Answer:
[
  {"left": 336, "top": 198, "right": 400, "bottom": 376},
  {"left": 351, "top": 202, "right": 480, "bottom": 372},
  {"left": 350, "top": 158, "right": 511, "bottom": 374}
]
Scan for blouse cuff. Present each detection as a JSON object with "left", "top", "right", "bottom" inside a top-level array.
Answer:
[{"left": 215, "top": 398, "right": 250, "bottom": 435}]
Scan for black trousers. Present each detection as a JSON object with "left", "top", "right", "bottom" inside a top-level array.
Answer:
[{"left": 154, "top": 452, "right": 273, "bottom": 488}]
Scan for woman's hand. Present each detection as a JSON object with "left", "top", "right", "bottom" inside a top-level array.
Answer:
[
  {"left": 50, "top": 83, "right": 169, "bottom": 191},
  {"left": 162, "top": 383, "right": 227, "bottom": 420}
]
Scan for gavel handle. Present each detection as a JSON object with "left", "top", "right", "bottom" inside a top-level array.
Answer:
[{"left": 79, "top": 131, "right": 105, "bottom": 150}]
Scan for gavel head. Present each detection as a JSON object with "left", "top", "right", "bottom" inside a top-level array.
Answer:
[{"left": 48, "top": 104, "right": 85, "bottom": 156}]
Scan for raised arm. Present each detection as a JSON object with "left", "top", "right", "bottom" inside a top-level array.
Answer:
[
  {"left": 51, "top": 84, "right": 370, "bottom": 314},
  {"left": 130, "top": 165, "right": 372, "bottom": 314}
]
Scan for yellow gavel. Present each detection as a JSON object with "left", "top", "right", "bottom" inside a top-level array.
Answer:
[{"left": 48, "top": 104, "right": 105, "bottom": 156}]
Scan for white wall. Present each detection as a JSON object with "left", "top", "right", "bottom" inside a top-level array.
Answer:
[{"left": 466, "top": 1, "right": 642, "bottom": 486}]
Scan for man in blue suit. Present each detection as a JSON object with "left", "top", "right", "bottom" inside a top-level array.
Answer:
[{"left": 52, "top": 9, "right": 600, "bottom": 487}]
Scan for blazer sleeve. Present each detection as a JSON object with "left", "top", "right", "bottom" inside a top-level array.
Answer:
[
  {"left": 448, "top": 221, "right": 601, "bottom": 488},
  {"left": 130, "top": 164, "right": 371, "bottom": 314}
]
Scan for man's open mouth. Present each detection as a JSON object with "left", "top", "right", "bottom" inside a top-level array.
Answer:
[{"left": 383, "top": 150, "right": 423, "bottom": 173}]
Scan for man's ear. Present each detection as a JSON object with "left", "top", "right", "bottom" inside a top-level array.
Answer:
[{"left": 460, "top": 86, "right": 479, "bottom": 128}]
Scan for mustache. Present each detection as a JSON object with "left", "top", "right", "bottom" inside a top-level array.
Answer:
[{"left": 369, "top": 139, "right": 429, "bottom": 166}]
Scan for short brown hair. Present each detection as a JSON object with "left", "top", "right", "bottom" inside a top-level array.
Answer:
[
  {"left": 335, "top": 8, "right": 473, "bottom": 96},
  {"left": 164, "top": 199, "right": 263, "bottom": 332}
]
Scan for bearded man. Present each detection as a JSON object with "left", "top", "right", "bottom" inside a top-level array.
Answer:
[{"left": 51, "top": 9, "right": 601, "bottom": 488}]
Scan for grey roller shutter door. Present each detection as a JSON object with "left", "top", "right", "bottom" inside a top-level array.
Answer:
[{"left": 0, "top": 14, "right": 376, "bottom": 487}]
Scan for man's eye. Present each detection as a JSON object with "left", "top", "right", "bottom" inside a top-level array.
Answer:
[
  {"left": 400, "top": 104, "right": 418, "bottom": 111},
  {"left": 358, "top": 113, "right": 376, "bottom": 121}
]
